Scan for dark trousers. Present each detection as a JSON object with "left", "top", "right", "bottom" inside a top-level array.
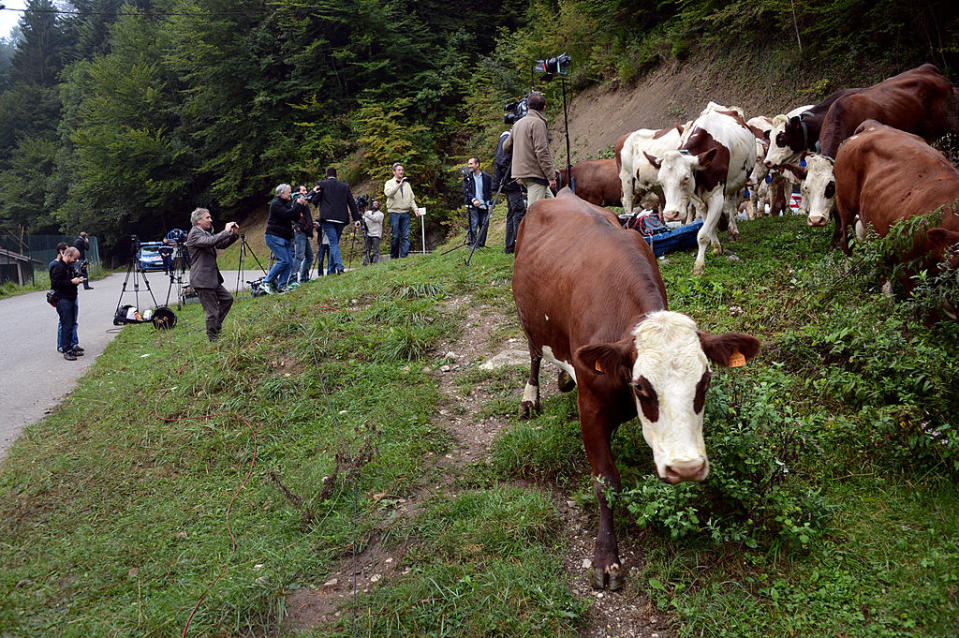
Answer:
[
  {"left": 195, "top": 285, "right": 233, "bottom": 341},
  {"left": 467, "top": 207, "right": 489, "bottom": 247},
  {"left": 56, "top": 298, "right": 78, "bottom": 353},
  {"left": 364, "top": 236, "right": 381, "bottom": 264},
  {"left": 503, "top": 189, "right": 527, "bottom": 253}
]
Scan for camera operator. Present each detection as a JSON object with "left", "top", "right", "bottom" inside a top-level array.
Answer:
[
  {"left": 503, "top": 91, "right": 556, "bottom": 207},
  {"left": 462, "top": 157, "right": 492, "bottom": 248},
  {"left": 72, "top": 231, "right": 93, "bottom": 290},
  {"left": 363, "top": 200, "right": 384, "bottom": 264},
  {"left": 161, "top": 228, "right": 189, "bottom": 277},
  {"left": 384, "top": 162, "right": 419, "bottom": 259},
  {"left": 308, "top": 167, "right": 361, "bottom": 275},
  {"left": 51, "top": 247, "right": 84, "bottom": 361},
  {"left": 493, "top": 131, "right": 527, "bottom": 253},
  {"left": 186, "top": 208, "right": 239, "bottom": 342},
  {"left": 289, "top": 184, "right": 315, "bottom": 285},
  {"left": 49, "top": 242, "right": 81, "bottom": 356},
  {"left": 261, "top": 184, "right": 298, "bottom": 294}
]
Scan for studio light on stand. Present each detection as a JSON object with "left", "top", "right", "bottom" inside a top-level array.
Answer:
[{"left": 531, "top": 53, "right": 573, "bottom": 194}]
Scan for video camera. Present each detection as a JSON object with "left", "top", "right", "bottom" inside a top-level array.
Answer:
[
  {"left": 503, "top": 97, "right": 528, "bottom": 125},
  {"left": 532, "top": 52, "right": 571, "bottom": 81}
]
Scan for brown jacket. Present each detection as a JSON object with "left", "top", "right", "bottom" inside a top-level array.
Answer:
[{"left": 503, "top": 109, "right": 555, "bottom": 182}]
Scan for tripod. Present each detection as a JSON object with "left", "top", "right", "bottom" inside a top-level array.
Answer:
[
  {"left": 164, "top": 243, "right": 189, "bottom": 310},
  {"left": 115, "top": 254, "right": 161, "bottom": 320},
  {"left": 235, "top": 233, "right": 268, "bottom": 295}
]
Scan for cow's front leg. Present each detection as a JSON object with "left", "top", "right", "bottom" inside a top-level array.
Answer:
[
  {"left": 580, "top": 406, "right": 625, "bottom": 590},
  {"left": 520, "top": 346, "right": 542, "bottom": 419},
  {"left": 693, "top": 190, "right": 725, "bottom": 275}
]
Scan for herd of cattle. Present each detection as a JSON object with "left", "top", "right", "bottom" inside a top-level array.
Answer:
[
  {"left": 510, "top": 63, "right": 959, "bottom": 592},
  {"left": 557, "top": 62, "right": 959, "bottom": 278}
]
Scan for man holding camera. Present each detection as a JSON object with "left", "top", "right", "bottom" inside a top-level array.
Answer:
[
  {"left": 493, "top": 131, "right": 527, "bottom": 253},
  {"left": 308, "top": 168, "right": 361, "bottom": 275},
  {"left": 290, "top": 184, "right": 315, "bottom": 285},
  {"left": 384, "top": 162, "right": 419, "bottom": 259},
  {"left": 73, "top": 231, "right": 93, "bottom": 289},
  {"left": 503, "top": 92, "right": 556, "bottom": 207},
  {"left": 462, "top": 157, "right": 492, "bottom": 248},
  {"left": 186, "top": 208, "right": 239, "bottom": 342}
]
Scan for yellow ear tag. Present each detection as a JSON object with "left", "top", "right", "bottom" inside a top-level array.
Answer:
[
  {"left": 594, "top": 360, "right": 605, "bottom": 374},
  {"left": 728, "top": 349, "right": 746, "bottom": 368}
]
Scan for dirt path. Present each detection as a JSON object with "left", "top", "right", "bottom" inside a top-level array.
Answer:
[{"left": 284, "top": 297, "right": 674, "bottom": 637}]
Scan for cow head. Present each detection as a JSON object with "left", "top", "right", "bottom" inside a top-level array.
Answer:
[
  {"left": 748, "top": 138, "right": 771, "bottom": 187},
  {"left": 645, "top": 149, "right": 715, "bottom": 222},
  {"left": 574, "top": 311, "right": 760, "bottom": 484},
  {"left": 790, "top": 154, "right": 835, "bottom": 227},
  {"left": 764, "top": 114, "right": 805, "bottom": 168}
]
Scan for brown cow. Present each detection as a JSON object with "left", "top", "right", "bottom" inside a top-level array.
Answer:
[
  {"left": 512, "top": 189, "right": 761, "bottom": 590},
  {"left": 835, "top": 120, "right": 959, "bottom": 294},
  {"left": 556, "top": 158, "right": 622, "bottom": 207},
  {"left": 796, "top": 64, "right": 959, "bottom": 240}
]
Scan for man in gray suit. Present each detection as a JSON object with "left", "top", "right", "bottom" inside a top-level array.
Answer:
[{"left": 186, "top": 207, "right": 239, "bottom": 341}]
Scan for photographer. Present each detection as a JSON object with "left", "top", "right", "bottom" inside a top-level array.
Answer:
[
  {"left": 50, "top": 247, "right": 84, "bottom": 361},
  {"left": 462, "top": 157, "right": 492, "bottom": 248},
  {"left": 290, "top": 184, "right": 315, "bottom": 285},
  {"left": 73, "top": 231, "right": 93, "bottom": 290},
  {"left": 384, "top": 162, "right": 419, "bottom": 259},
  {"left": 363, "top": 200, "right": 384, "bottom": 264},
  {"left": 308, "top": 168, "right": 361, "bottom": 275},
  {"left": 186, "top": 208, "right": 239, "bottom": 342},
  {"left": 493, "top": 131, "right": 527, "bottom": 253},
  {"left": 162, "top": 228, "right": 189, "bottom": 275},
  {"left": 503, "top": 91, "right": 556, "bottom": 206},
  {"left": 262, "top": 184, "right": 298, "bottom": 294}
]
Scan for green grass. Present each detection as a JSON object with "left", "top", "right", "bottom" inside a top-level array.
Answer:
[{"left": 2, "top": 213, "right": 958, "bottom": 636}]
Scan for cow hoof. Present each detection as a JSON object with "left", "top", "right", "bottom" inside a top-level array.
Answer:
[
  {"left": 728, "top": 231, "right": 739, "bottom": 242},
  {"left": 519, "top": 401, "right": 539, "bottom": 419},
  {"left": 710, "top": 242, "right": 723, "bottom": 256},
  {"left": 557, "top": 370, "right": 575, "bottom": 393},
  {"left": 692, "top": 262, "right": 706, "bottom": 276},
  {"left": 590, "top": 563, "right": 625, "bottom": 591}
]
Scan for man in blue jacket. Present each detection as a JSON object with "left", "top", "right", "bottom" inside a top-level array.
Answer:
[
  {"left": 463, "top": 157, "right": 492, "bottom": 248},
  {"left": 308, "top": 167, "right": 361, "bottom": 275}
]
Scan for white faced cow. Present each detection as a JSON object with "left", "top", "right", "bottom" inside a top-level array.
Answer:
[
  {"left": 645, "top": 104, "right": 757, "bottom": 275},
  {"left": 615, "top": 125, "right": 685, "bottom": 214},
  {"left": 512, "top": 189, "right": 761, "bottom": 590}
]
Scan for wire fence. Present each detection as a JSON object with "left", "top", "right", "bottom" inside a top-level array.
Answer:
[{"left": 0, "top": 232, "right": 101, "bottom": 285}]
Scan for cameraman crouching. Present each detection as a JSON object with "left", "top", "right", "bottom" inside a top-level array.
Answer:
[{"left": 186, "top": 208, "right": 239, "bottom": 342}]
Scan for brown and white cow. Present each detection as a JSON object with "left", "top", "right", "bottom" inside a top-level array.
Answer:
[
  {"left": 512, "top": 189, "right": 761, "bottom": 590},
  {"left": 615, "top": 125, "right": 685, "bottom": 214},
  {"left": 763, "top": 95, "right": 853, "bottom": 168},
  {"left": 834, "top": 120, "right": 959, "bottom": 290},
  {"left": 645, "top": 104, "right": 757, "bottom": 274},
  {"left": 556, "top": 159, "right": 622, "bottom": 208},
  {"left": 795, "top": 64, "right": 959, "bottom": 243}
]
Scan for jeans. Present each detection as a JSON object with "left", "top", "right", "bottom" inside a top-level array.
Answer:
[
  {"left": 57, "top": 297, "right": 79, "bottom": 351},
  {"left": 56, "top": 298, "right": 78, "bottom": 353},
  {"left": 503, "top": 190, "right": 527, "bottom": 253},
  {"left": 364, "top": 236, "right": 380, "bottom": 264},
  {"left": 78, "top": 259, "right": 92, "bottom": 289},
  {"left": 316, "top": 238, "right": 329, "bottom": 276},
  {"left": 468, "top": 206, "right": 489, "bottom": 247},
  {"left": 389, "top": 212, "right": 410, "bottom": 259},
  {"left": 292, "top": 232, "right": 314, "bottom": 282},
  {"left": 263, "top": 233, "right": 293, "bottom": 289},
  {"left": 322, "top": 222, "right": 346, "bottom": 274}
]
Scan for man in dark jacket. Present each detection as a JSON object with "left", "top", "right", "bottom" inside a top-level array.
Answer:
[
  {"left": 51, "top": 247, "right": 84, "bottom": 360},
  {"left": 73, "top": 231, "right": 93, "bottom": 289},
  {"left": 186, "top": 207, "right": 239, "bottom": 341},
  {"left": 290, "top": 184, "right": 315, "bottom": 285},
  {"left": 493, "top": 131, "right": 527, "bottom": 253},
  {"left": 308, "top": 167, "right": 361, "bottom": 275},
  {"left": 262, "top": 183, "right": 298, "bottom": 294},
  {"left": 463, "top": 157, "right": 492, "bottom": 248}
]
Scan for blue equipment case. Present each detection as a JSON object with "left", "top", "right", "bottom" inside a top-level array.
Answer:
[{"left": 619, "top": 216, "right": 704, "bottom": 257}]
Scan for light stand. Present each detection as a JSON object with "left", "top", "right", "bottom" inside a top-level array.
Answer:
[{"left": 531, "top": 53, "right": 574, "bottom": 193}]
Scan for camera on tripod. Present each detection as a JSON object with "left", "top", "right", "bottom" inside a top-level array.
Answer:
[{"left": 532, "top": 52, "right": 571, "bottom": 81}]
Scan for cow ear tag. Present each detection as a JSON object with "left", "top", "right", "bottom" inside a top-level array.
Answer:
[
  {"left": 728, "top": 349, "right": 746, "bottom": 368},
  {"left": 594, "top": 360, "right": 605, "bottom": 374}
]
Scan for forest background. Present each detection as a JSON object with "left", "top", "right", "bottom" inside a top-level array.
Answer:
[{"left": 1, "top": 0, "right": 958, "bottom": 259}]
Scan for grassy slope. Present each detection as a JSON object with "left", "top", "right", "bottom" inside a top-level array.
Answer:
[{"left": 1, "top": 214, "right": 957, "bottom": 637}]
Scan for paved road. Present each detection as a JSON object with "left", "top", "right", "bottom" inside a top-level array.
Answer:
[{"left": 0, "top": 269, "right": 250, "bottom": 462}]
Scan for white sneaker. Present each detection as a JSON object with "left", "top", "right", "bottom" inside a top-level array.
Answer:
[{"left": 260, "top": 282, "right": 274, "bottom": 295}]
